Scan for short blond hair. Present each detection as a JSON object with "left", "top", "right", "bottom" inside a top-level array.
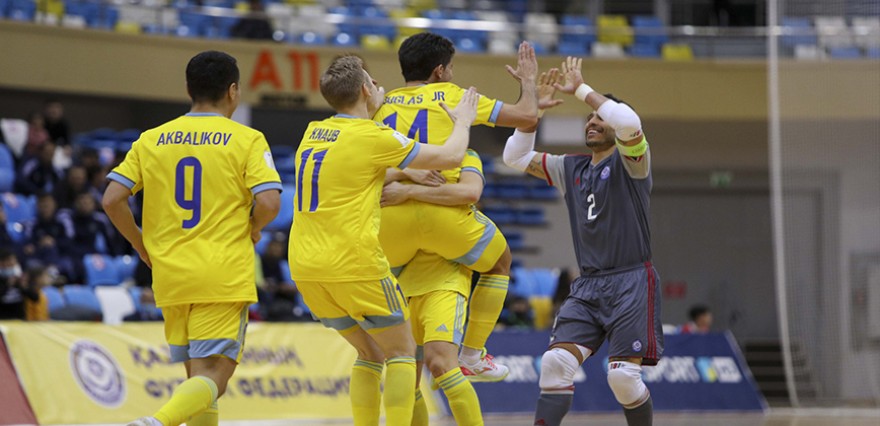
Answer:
[{"left": 320, "top": 55, "right": 367, "bottom": 110}]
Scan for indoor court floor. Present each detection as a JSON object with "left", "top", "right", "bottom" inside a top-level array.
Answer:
[{"left": 61, "top": 408, "right": 880, "bottom": 426}]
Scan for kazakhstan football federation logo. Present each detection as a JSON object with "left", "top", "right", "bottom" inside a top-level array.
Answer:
[{"left": 69, "top": 340, "right": 126, "bottom": 407}]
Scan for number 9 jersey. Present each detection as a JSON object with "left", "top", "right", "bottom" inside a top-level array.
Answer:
[
  {"left": 373, "top": 82, "right": 502, "bottom": 183},
  {"left": 107, "top": 113, "right": 282, "bottom": 307}
]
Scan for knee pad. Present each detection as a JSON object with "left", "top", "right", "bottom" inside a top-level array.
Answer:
[
  {"left": 606, "top": 361, "right": 650, "bottom": 408},
  {"left": 538, "top": 347, "right": 584, "bottom": 393}
]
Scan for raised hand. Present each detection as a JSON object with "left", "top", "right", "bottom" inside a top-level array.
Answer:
[
  {"left": 505, "top": 41, "right": 539, "bottom": 84},
  {"left": 441, "top": 87, "right": 480, "bottom": 126},
  {"left": 553, "top": 56, "right": 585, "bottom": 95},
  {"left": 538, "top": 68, "right": 564, "bottom": 110}
]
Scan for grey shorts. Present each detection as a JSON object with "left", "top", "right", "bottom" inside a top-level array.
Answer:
[{"left": 550, "top": 262, "right": 663, "bottom": 365}]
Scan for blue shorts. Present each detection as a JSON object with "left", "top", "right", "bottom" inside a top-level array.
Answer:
[{"left": 550, "top": 262, "right": 663, "bottom": 365}]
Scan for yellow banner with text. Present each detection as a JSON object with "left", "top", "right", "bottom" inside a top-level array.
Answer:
[{"left": 0, "top": 321, "right": 441, "bottom": 425}]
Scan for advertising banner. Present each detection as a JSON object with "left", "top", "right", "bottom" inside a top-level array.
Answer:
[
  {"left": 466, "top": 331, "right": 767, "bottom": 414},
  {"left": 0, "top": 322, "right": 441, "bottom": 424}
]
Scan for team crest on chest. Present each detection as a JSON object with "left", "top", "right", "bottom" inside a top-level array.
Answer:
[{"left": 600, "top": 166, "right": 611, "bottom": 180}]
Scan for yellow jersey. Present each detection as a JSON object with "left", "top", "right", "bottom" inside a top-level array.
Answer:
[
  {"left": 373, "top": 82, "right": 501, "bottom": 183},
  {"left": 108, "top": 113, "right": 282, "bottom": 307},
  {"left": 397, "top": 251, "right": 473, "bottom": 298},
  {"left": 288, "top": 115, "right": 420, "bottom": 282}
]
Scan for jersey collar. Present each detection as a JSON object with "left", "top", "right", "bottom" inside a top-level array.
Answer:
[
  {"left": 334, "top": 114, "right": 359, "bottom": 119},
  {"left": 185, "top": 112, "right": 224, "bottom": 117}
]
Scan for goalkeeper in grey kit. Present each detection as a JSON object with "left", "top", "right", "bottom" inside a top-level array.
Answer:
[{"left": 502, "top": 57, "right": 661, "bottom": 426}]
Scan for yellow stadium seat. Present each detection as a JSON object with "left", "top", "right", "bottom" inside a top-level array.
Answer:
[
  {"left": 115, "top": 21, "right": 143, "bottom": 35},
  {"left": 234, "top": 2, "right": 249, "bottom": 12},
  {"left": 285, "top": 0, "right": 316, "bottom": 5},
  {"left": 391, "top": 9, "right": 421, "bottom": 37},
  {"left": 529, "top": 296, "right": 554, "bottom": 330},
  {"left": 409, "top": 0, "right": 437, "bottom": 13},
  {"left": 41, "top": 0, "right": 64, "bottom": 18},
  {"left": 598, "top": 14, "right": 634, "bottom": 46},
  {"left": 662, "top": 43, "right": 695, "bottom": 61},
  {"left": 361, "top": 35, "right": 392, "bottom": 51}
]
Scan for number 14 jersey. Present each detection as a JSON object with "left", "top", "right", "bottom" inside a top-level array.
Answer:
[
  {"left": 108, "top": 112, "right": 282, "bottom": 307},
  {"left": 373, "top": 82, "right": 502, "bottom": 183}
]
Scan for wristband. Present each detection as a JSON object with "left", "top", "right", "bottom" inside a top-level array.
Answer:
[
  {"left": 574, "top": 83, "right": 594, "bottom": 103},
  {"left": 616, "top": 136, "right": 648, "bottom": 157}
]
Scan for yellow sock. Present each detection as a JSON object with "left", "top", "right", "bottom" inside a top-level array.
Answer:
[
  {"left": 185, "top": 400, "right": 218, "bottom": 426},
  {"left": 411, "top": 389, "right": 429, "bottom": 426},
  {"left": 153, "top": 376, "right": 217, "bottom": 426},
  {"left": 436, "top": 369, "right": 483, "bottom": 426},
  {"left": 384, "top": 356, "right": 417, "bottom": 426},
  {"left": 351, "top": 359, "right": 384, "bottom": 426},
  {"left": 462, "top": 274, "right": 509, "bottom": 352}
]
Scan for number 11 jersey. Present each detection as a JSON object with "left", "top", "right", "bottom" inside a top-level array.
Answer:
[
  {"left": 108, "top": 112, "right": 282, "bottom": 307},
  {"left": 288, "top": 115, "right": 420, "bottom": 283}
]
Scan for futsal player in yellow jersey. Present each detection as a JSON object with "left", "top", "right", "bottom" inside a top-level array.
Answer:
[
  {"left": 287, "top": 55, "right": 480, "bottom": 426},
  {"left": 381, "top": 150, "right": 493, "bottom": 426},
  {"left": 373, "top": 32, "right": 539, "bottom": 381},
  {"left": 102, "top": 51, "right": 282, "bottom": 426}
]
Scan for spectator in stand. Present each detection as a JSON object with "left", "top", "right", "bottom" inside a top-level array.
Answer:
[
  {"left": 680, "top": 305, "right": 713, "bottom": 334},
  {"left": 24, "top": 265, "right": 51, "bottom": 321},
  {"left": 230, "top": 0, "right": 274, "bottom": 40},
  {"left": 260, "top": 236, "right": 286, "bottom": 285},
  {"left": 0, "top": 204, "right": 17, "bottom": 252},
  {"left": 24, "top": 111, "right": 50, "bottom": 158},
  {"left": 552, "top": 268, "right": 573, "bottom": 317},
  {"left": 63, "top": 192, "right": 116, "bottom": 260},
  {"left": 23, "top": 193, "right": 74, "bottom": 278},
  {"left": 16, "top": 142, "right": 61, "bottom": 196},
  {"left": 0, "top": 249, "right": 39, "bottom": 320},
  {"left": 498, "top": 294, "right": 535, "bottom": 329},
  {"left": 53, "top": 166, "right": 98, "bottom": 211},
  {"left": 43, "top": 99, "right": 70, "bottom": 146}
]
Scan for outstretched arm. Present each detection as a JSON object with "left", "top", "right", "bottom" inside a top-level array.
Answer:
[
  {"left": 503, "top": 69, "right": 566, "bottom": 183},
  {"left": 382, "top": 171, "right": 483, "bottom": 207},
  {"left": 493, "top": 41, "right": 539, "bottom": 129}
]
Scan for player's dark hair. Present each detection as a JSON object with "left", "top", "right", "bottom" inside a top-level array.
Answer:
[
  {"left": 320, "top": 55, "right": 367, "bottom": 111},
  {"left": 689, "top": 305, "right": 710, "bottom": 321},
  {"left": 186, "top": 51, "right": 240, "bottom": 104},
  {"left": 603, "top": 93, "right": 635, "bottom": 111},
  {"left": 398, "top": 32, "right": 456, "bottom": 82}
]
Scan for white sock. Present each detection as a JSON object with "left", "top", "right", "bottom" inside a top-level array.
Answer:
[{"left": 460, "top": 346, "right": 482, "bottom": 365}]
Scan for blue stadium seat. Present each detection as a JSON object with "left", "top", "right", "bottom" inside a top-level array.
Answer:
[
  {"left": 530, "top": 268, "right": 558, "bottom": 297},
  {"left": 274, "top": 155, "right": 296, "bottom": 174},
  {"left": 295, "top": 31, "right": 326, "bottom": 45},
  {"left": 481, "top": 183, "right": 499, "bottom": 199},
  {"left": 114, "top": 255, "right": 138, "bottom": 281},
  {"left": 497, "top": 183, "right": 528, "bottom": 199},
  {"left": 177, "top": 10, "right": 212, "bottom": 37},
  {"left": 455, "top": 37, "right": 484, "bottom": 53},
  {"left": 510, "top": 266, "right": 537, "bottom": 297},
  {"left": 527, "top": 184, "right": 558, "bottom": 200},
  {"left": 271, "top": 145, "right": 295, "bottom": 158},
  {"left": 0, "top": 144, "right": 15, "bottom": 192},
  {"left": 64, "top": 285, "right": 103, "bottom": 313},
  {"left": 116, "top": 129, "right": 141, "bottom": 143},
  {"left": 42, "top": 286, "right": 65, "bottom": 312},
  {"left": 828, "top": 46, "right": 861, "bottom": 59},
  {"left": 266, "top": 184, "right": 295, "bottom": 230},
  {"left": 506, "top": 231, "right": 525, "bottom": 252},
  {"left": 558, "top": 41, "right": 590, "bottom": 56},
  {"left": 482, "top": 206, "right": 515, "bottom": 225},
  {"left": 561, "top": 15, "right": 596, "bottom": 47},
  {"left": 128, "top": 286, "right": 163, "bottom": 319},
  {"left": 867, "top": 47, "right": 880, "bottom": 59},
  {"left": 84, "top": 254, "right": 121, "bottom": 286},
  {"left": 480, "top": 155, "right": 495, "bottom": 175},
  {"left": 0, "top": 0, "right": 10, "bottom": 17},
  {"left": 515, "top": 207, "right": 546, "bottom": 226},
  {"left": 254, "top": 231, "right": 271, "bottom": 255},
  {"left": 781, "top": 17, "right": 818, "bottom": 47},
  {"left": 212, "top": 15, "right": 239, "bottom": 39},
  {"left": 89, "top": 127, "right": 117, "bottom": 140},
  {"left": 629, "top": 43, "right": 661, "bottom": 58},
  {"left": 9, "top": 0, "right": 35, "bottom": 21},
  {"left": 333, "top": 32, "right": 358, "bottom": 47},
  {"left": 1, "top": 193, "right": 35, "bottom": 225},
  {"left": 5, "top": 222, "right": 25, "bottom": 243},
  {"left": 632, "top": 15, "right": 667, "bottom": 47}
]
